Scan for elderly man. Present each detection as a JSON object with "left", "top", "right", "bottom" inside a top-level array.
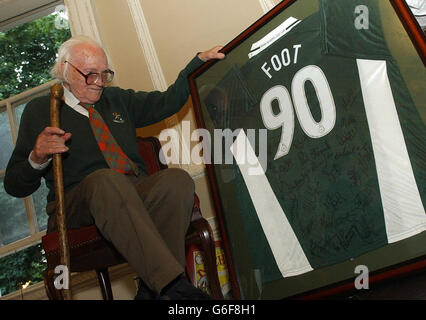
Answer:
[{"left": 4, "top": 36, "right": 224, "bottom": 299}]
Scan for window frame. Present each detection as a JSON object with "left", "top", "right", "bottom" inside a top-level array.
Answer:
[
  {"left": 0, "top": 79, "right": 59, "bottom": 259},
  {"left": 0, "top": 0, "right": 71, "bottom": 261}
]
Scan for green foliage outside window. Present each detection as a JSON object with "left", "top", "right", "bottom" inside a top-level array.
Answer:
[
  {"left": 0, "top": 13, "right": 71, "bottom": 100},
  {"left": 0, "top": 244, "right": 46, "bottom": 296}
]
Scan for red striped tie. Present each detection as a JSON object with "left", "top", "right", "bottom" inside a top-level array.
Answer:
[{"left": 83, "top": 104, "right": 139, "bottom": 175}]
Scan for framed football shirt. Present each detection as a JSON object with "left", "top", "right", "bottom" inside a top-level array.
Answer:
[{"left": 189, "top": 0, "right": 426, "bottom": 299}]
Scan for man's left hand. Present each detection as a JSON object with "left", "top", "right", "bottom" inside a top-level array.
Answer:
[{"left": 198, "top": 46, "right": 225, "bottom": 62}]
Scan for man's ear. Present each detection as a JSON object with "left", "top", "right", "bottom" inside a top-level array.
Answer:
[{"left": 60, "top": 61, "right": 69, "bottom": 82}]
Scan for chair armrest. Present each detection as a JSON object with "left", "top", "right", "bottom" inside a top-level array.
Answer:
[
  {"left": 191, "top": 194, "right": 203, "bottom": 222},
  {"left": 136, "top": 136, "right": 168, "bottom": 175}
]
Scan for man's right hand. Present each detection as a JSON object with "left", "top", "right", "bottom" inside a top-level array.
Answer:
[{"left": 30, "top": 127, "right": 72, "bottom": 164}]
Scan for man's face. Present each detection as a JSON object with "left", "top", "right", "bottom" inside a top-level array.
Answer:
[{"left": 62, "top": 43, "right": 109, "bottom": 104}]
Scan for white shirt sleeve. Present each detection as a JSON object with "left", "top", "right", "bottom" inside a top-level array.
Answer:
[{"left": 28, "top": 151, "right": 51, "bottom": 170}]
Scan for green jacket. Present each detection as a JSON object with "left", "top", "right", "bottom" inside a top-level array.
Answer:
[{"left": 4, "top": 55, "right": 203, "bottom": 202}]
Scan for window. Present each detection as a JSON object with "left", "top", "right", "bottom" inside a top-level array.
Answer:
[{"left": 0, "top": 5, "right": 70, "bottom": 297}]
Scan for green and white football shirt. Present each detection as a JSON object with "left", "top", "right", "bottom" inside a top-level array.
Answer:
[{"left": 204, "top": 0, "right": 426, "bottom": 283}]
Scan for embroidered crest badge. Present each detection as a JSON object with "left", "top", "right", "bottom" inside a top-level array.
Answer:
[{"left": 112, "top": 112, "right": 125, "bottom": 123}]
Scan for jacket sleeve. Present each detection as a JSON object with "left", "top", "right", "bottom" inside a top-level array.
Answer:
[
  {"left": 4, "top": 98, "right": 49, "bottom": 198},
  {"left": 128, "top": 55, "right": 204, "bottom": 128}
]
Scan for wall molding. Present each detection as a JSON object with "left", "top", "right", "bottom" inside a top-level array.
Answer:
[
  {"left": 126, "top": 0, "right": 167, "bottom": 91},
  {"left": 127, "top": 0, "right": 196, "bottom": 173},
  {"left": 64, "top": 0, "right": 102, "bottom": 43}
]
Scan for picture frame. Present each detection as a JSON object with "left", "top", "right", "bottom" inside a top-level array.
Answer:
[{"left": 189, "top": 0, "right": 426, "bottom": 299}]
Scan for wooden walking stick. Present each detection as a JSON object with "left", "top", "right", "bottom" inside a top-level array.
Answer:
[{"left": 50, "top": 83, "right": 72, "bottom": 300}]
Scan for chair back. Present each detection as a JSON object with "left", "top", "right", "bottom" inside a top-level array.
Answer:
[{"left": 136, "top": 136, "right": 168, "bottom": 175}]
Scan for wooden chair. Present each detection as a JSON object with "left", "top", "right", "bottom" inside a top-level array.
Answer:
[{"left": 41, "top": 89, "right": 223, "bottom": 300}]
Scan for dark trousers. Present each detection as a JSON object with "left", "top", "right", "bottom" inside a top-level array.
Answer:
[{"left": 46, "top": 168, "right": 195, "bottom": 294}]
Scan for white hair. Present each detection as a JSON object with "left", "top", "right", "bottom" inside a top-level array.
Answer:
[{"left": 50, "top": 35, "right": 107, "bottom": 81}]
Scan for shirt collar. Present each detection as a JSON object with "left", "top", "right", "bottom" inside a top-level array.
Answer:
[{"left": 63, "top": 86, "right": 89, "bottom": 117}]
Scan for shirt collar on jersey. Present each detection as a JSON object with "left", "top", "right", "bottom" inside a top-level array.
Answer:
[{"left": 63, "top": 86, "right": 89, "bottom": 117}]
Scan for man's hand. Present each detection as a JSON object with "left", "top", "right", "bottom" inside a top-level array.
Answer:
[
  {"left": 30, "top": 127, "right": 72, "bottom": 164},
  {"left": 198, "top": 45, "right": 225, "bottom": 62}
]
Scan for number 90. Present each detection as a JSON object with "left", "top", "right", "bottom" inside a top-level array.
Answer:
[{"left": 260, "top": 65, "right": 336, "bottom": 160}]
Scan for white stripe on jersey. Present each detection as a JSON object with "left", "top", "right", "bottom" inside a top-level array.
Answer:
[
  {"left": 357, "top": 59, "right": 426, "bottom": 243},
  {"left": 230, "top": 130, "right": 313, "bottom": 277}
]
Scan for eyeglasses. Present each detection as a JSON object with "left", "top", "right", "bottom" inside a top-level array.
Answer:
[{"left": 65, "top": 61, "right": 114, "bottom": 85}]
